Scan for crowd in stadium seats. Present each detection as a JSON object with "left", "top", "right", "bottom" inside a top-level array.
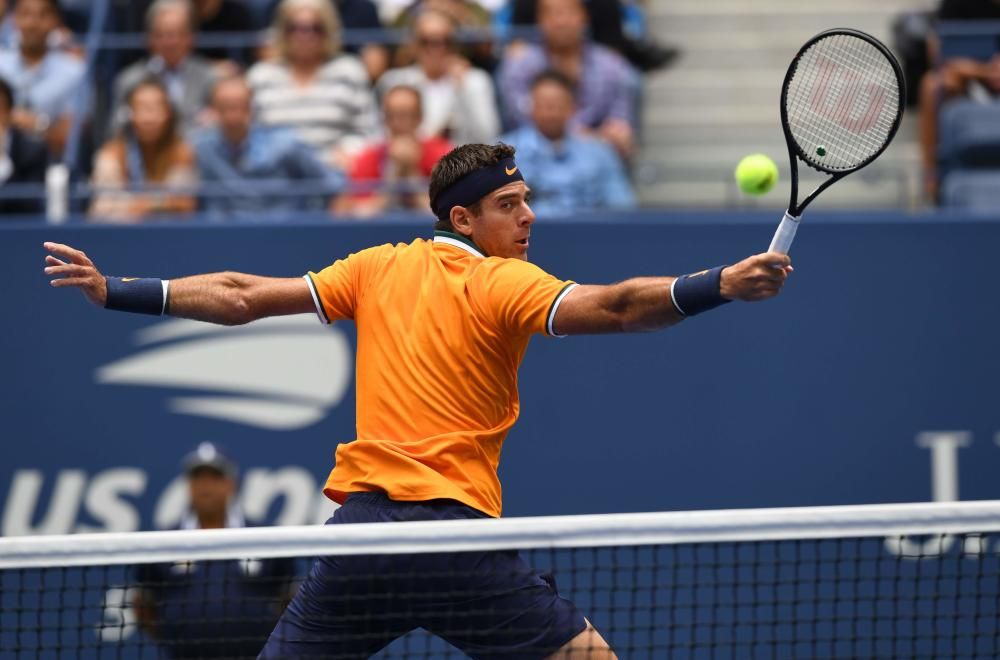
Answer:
[
  {"left": 0, "top": 76, "right": 47, "bottom": 213},
  {"left": 901, "top": 0, "right": 1000, "bottom": 207},
  {"left": 0, "top": 0, "right": 673, "bottom": 220}
]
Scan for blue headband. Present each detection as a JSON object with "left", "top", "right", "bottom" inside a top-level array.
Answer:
[{"left": 431, "top": 157, "right": 524, "bottom": 221}]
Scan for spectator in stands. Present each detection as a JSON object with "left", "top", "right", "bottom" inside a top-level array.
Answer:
[
  {"left": 336, "top": 84, "right": 450, "bottom": 215},
  {"left": 377, "top": 9, "right": 499, "bottom": 145},
  {"left": 501, "top": 70, "right": 635, "bottom": 215},
  {"left": 497, "top": 0, "right": 638, "bottom": 158},
  {"left": 391, "top": 0, "right": 497, "bottom": 72},
  {"left": 918, "top": 0, "right": 1000, "bottom": 200},
  {"left": 248, "top": 0, "right": 377, "bottom": 170},
  {"left": 334, "top": 0, "right": 391, "bottom": 82},
  {"left": 133, "top": 442, "right": 296, "bottom": 660},
  {"left": 0, "top": 0, "right": 78, "bottom": 52},
  {"left": 111, "top": 0, "right": 217, "bottom": 136},
  {"left": 191, "top": 0, "right": 258, "bottom": 68},
  {"left": 90, "top": 78, "right": 197, "bottom": 222},
  {"left": 246, "top": 0, "right": 389, "bottom": 82},
  {"left": 509, "top": 0, "right": 678, "bottom": 72},
  {"left": 0, "top": 0, "right": 13, "bottom": 46},
  {"left": 0, "top": 76, "right": 47, "bottom": 215},
  {"left": 0, "top": 0, "right": 86, "bottom": 158},
  {"left": 194, "top": 75, "right": 344, "bottom": 217}
]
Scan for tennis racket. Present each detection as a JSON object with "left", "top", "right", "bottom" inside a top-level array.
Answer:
[{"left": 768, "top": 28, "right": 905, "bottom": 254}]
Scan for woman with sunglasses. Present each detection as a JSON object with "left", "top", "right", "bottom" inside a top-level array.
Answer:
[
  {"left": 247, "top": 0, "right": 377, "bottom": 171},
  {"left": 377, "top": 9, "right": 500, "bottom": 146}
]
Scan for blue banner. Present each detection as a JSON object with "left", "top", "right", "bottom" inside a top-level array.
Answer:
[{"left": 2, "top": 212, "right": 999, "bottom": 538}]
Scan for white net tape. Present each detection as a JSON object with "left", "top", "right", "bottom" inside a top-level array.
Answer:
[{"left": 3, "top": 500, "right": 1000, "bottom": 569}]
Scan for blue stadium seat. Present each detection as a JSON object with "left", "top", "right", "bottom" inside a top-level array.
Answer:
[
  {"left": 937, "top": 100, "right": 1000, "bottom": 174},
  {"left": 936, "top": 20, "right": 1000, "bottom": 62},
  {"left": 940, "top": 169, "right": 1000, "bottom": 210}
]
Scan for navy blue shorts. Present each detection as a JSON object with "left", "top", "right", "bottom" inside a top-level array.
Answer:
[{"left": 258, "top": 492, "right": 586, "bottom": 659}]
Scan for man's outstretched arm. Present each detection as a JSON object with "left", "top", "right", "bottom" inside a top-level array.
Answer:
[
  {"left": 552, "top": 252, "right": 792, "bottom": 335},
  {"left": 43, "top": 242, "right": 316, "bottom": 326}
]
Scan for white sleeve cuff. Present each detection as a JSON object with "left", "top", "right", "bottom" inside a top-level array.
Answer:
[
  {"left": 161, "top": 280, "right": 170, "bottom": 315},
  {"left": 547, "top": 283, "right": 579, "bottom": 338},
  {"left": 303, "top": 275, "right": 330, "bottom": 325},
  {"left": 669, "top": 278, "right": 687, "bottom": 316}
]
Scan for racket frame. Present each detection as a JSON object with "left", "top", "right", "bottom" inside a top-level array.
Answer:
[{"left": 780, "top": 27, "right": 906, "bottom": 218}]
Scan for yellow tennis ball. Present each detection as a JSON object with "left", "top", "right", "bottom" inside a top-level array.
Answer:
[{"left": 735, "top": 154, "right": 779, "bottom": 196}]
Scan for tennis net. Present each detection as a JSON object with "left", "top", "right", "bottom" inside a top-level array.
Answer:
[{"left": 2, "top": 500, "right": 999, "bottom": 658}]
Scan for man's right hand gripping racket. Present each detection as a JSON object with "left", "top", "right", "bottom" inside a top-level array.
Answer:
[{"left": 769, "top": 28, "right": 905, "bottom": 254}]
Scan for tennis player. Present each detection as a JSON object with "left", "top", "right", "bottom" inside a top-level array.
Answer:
[{"left": 44, "top": 143, "right": 791, "bottom": 659}]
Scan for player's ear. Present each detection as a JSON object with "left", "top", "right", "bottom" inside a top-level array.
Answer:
[{"left": 450, "top": 206, "right": 474, "bottom": 237}]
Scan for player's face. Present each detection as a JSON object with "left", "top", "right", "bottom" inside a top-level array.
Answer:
[
  {"left": 466, "top": 182, "right": 535, "bottom": 261},
  {"left": 188, "top": 467, "right": 234, "bottom": 518}
]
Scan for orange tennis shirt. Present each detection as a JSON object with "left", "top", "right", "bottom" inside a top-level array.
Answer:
[{"left": 304, "top": 231, "right": 577, "bottom": 518}]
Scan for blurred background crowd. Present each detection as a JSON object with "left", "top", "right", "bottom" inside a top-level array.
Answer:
[{"left": 0, "top": 0, "right": 996, "bottom": 222}]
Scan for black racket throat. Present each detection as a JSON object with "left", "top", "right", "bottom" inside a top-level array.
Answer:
[{"left": 785, "top": 144, "right": 847, "bottom": 218}]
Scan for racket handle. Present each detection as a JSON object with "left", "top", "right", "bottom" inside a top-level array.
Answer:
[{"left": 768, "top": 211, "right": 801, "bottom": 254}]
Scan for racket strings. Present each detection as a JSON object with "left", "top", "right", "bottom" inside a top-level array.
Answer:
[
  {"left": 785, "top": 34, "right": 901, "bottom": 172},
  {"left": 792, "top": 37, "right": 896, "bottom": 165},
  {"left": 792, "top": 39, "right": 896, "bottom": 167}
]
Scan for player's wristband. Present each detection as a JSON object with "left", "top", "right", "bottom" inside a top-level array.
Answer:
[
  {"left": 670, "top": 266, "right": 731, "bottom": 317},
  {"left": 104, "top": 277, "right": 169, "bottom": 316}
]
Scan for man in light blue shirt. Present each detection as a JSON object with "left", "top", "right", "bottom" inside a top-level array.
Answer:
[
  {"left": 192, "top": 75, "right": 345, "bottom": 219},
  {"left": 0, "top": 0, "right": 86, "bottom": 157},
  {"left": 500, "top": 70, "right": 636, "bottom": 216}
]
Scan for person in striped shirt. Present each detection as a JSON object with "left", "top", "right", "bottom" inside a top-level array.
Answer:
[{"left": 248, "top": 0, "right": 377, "bottom": 170}]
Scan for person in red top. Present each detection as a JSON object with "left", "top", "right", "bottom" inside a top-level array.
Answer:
[{"left": 337, "top": 84, "right": 452, "bottom": 216}]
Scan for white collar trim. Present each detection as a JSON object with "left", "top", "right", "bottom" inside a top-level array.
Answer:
[{"left": 433, "top": 235, "right": 485, "bottom": 258}]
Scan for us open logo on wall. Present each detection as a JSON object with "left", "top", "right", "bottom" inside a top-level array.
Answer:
[{"left": 94, "top": 315, "right": 352, "bottom": 430}]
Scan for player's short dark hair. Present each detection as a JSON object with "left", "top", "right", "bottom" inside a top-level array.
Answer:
[
  {"left": 531, "top": 69, "right": 576, "bottom": 98},
  {"left": 0, "top": 78, "right": 13, "bottom": 112},
  {"left": 429, "top": 143, "right": 516, "bottom": 231}
]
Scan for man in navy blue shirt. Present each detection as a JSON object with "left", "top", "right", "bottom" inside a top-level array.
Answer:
[{"left": 132, "top": 443, "right": 296, "bottom": 659}]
